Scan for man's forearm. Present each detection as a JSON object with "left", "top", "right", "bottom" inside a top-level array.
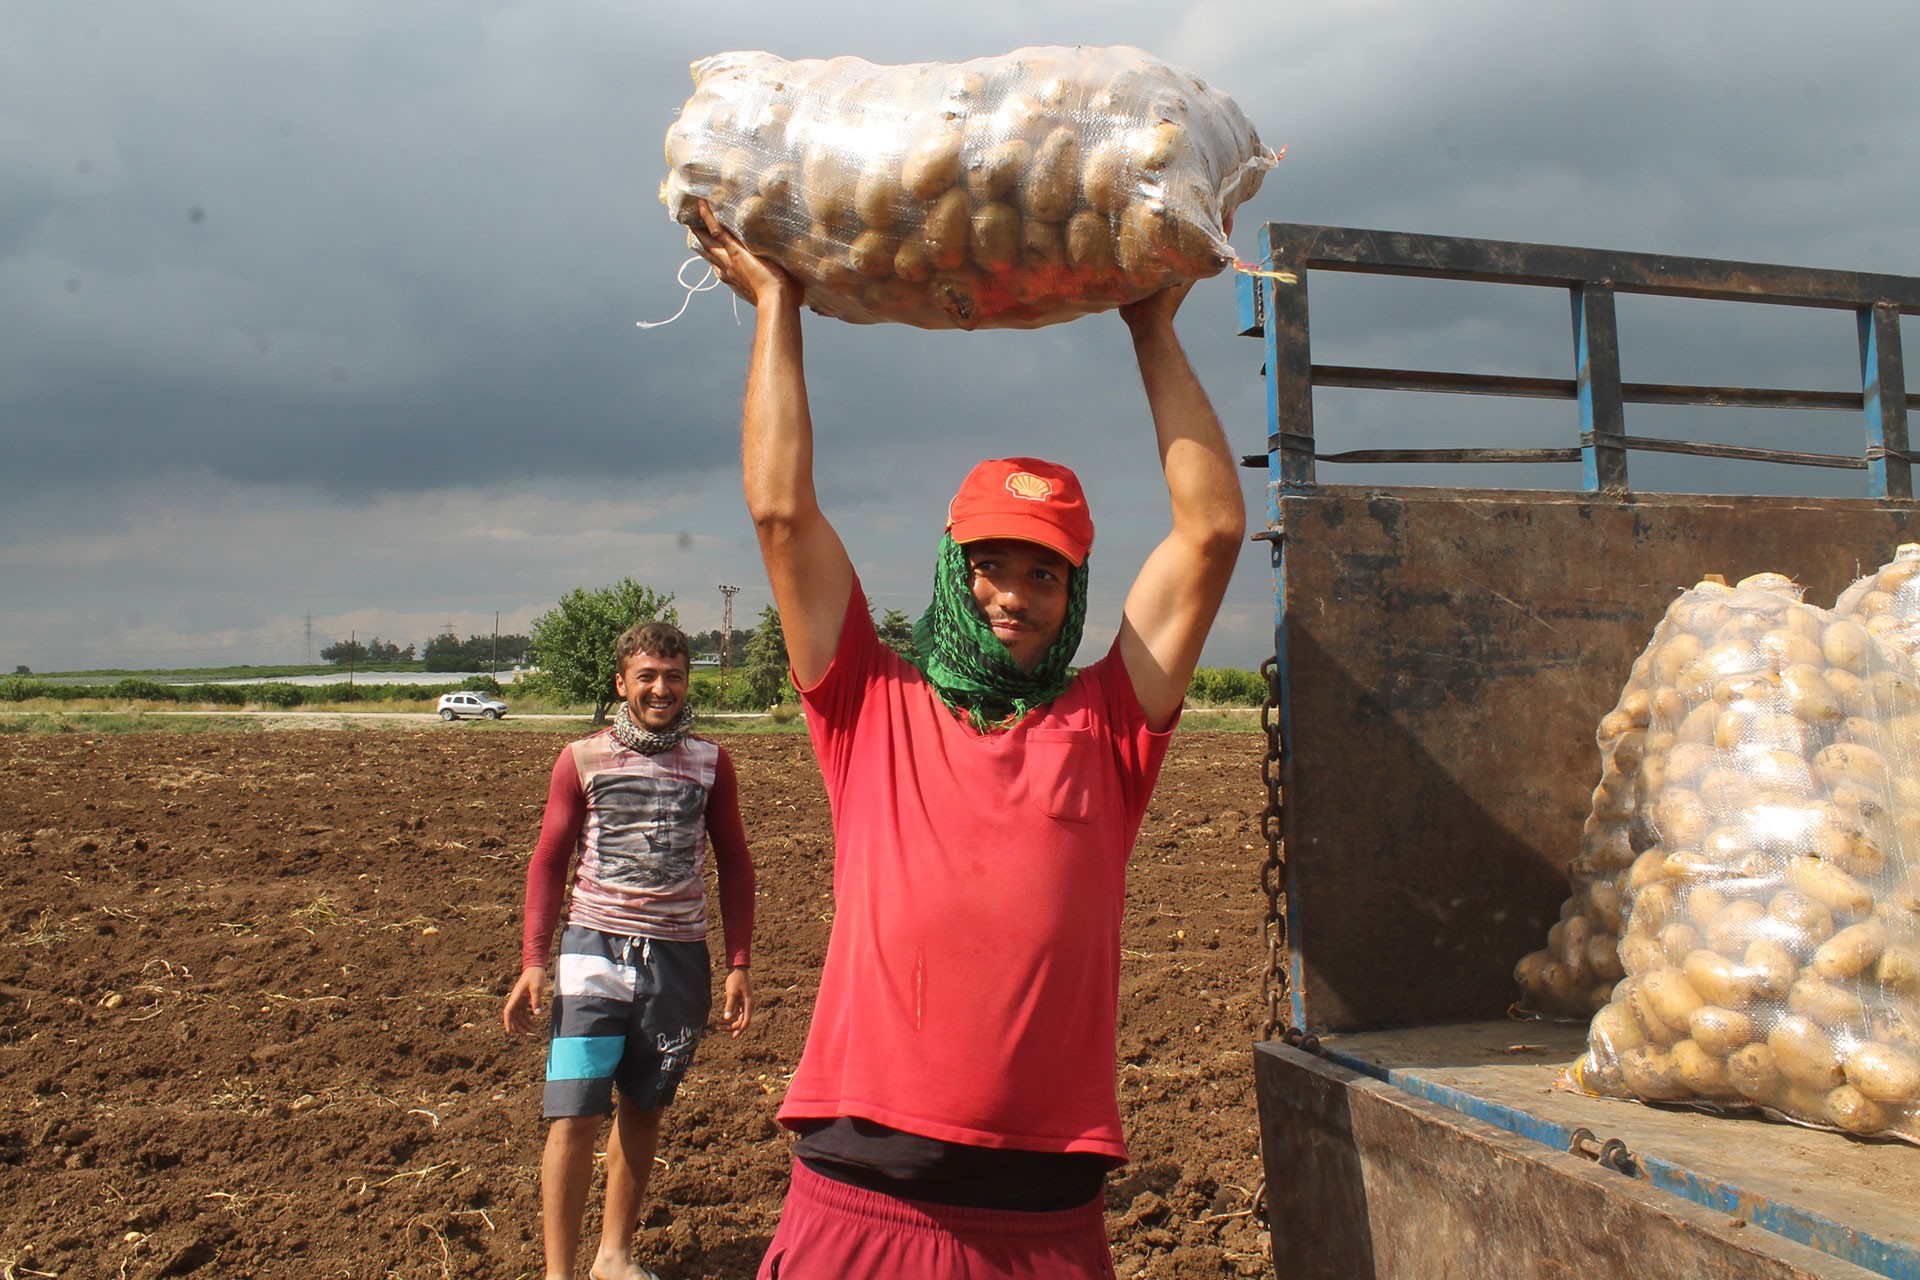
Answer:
[
  {"left": 741, "top": 299, "right": 815, "bottom": 527},
  {"left": 1132, "top": 321, "right": 1242, "bottom": 542}
]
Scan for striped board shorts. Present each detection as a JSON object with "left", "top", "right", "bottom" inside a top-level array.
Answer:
[{"left": 544, "top": 925, "right": 712, "bottom": 1118}]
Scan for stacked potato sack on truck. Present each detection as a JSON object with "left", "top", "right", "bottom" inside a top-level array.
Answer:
[
  {"left": 1835, "top": 543, "right": 1920, "bottom": 664},
  {"left": 661, "top": 46, "right": 1278, "bottom": 329},
  {"left": 1511, "top": 637, "right": 1656, "bottom": 1019},
  {"left": 1560, "top": 572, "right": 1920, "bottom": 1141},
  {"left": 1511, "top": 582, "right": 1758, "bottom": 1020}
]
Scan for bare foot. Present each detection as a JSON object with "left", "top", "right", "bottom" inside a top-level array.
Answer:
[{"left": 589, "top": 1254, "right": 660, "bottom": 1280}]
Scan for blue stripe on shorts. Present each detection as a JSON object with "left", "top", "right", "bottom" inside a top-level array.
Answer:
[{"left": 547, "top": 1034, "right": 626, "bottom": 1081}]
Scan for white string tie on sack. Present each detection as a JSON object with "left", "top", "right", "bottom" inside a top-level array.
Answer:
[{"left": 635, "top": 257, "right": 738, "bottom": 329}]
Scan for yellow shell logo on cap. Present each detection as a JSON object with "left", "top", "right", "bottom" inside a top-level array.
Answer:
[{"left": 1005, "top": 472, "right": 1053, "bottom": 501}]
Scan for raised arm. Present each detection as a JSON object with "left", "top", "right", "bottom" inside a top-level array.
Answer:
[
  {"left": 1114, "top": 285, "right": 1247, "bottom": 730},
  {"left": 693, "top": 205, "right": 854, "bottom": 688}
]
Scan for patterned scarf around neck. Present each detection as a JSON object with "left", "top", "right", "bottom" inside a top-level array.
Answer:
[
  {"left": 910, "top": 533, "right": 1089, "bottom": 733},
  {"left": 611, "top": 700, "right": 693, "bottom": 755}
]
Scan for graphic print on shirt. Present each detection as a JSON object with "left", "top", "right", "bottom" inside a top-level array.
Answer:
[{"left": 584, "top": 773, "right": 705, "bottom": 891}]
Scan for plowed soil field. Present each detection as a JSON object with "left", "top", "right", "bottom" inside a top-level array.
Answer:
[{"left": 0, "top": 726, "right": 1273, "bottom": 1278}]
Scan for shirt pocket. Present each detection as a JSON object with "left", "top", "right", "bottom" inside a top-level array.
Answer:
[{"left": 1022, "top": 729, "right": 1106, "bottom": 824}]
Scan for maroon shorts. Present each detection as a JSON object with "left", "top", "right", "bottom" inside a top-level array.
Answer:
[{"left": 756, "top": 1160, "right": 1117, "bottom": 1280}]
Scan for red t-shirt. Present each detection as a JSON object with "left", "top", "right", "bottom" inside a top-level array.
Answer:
[{"left": 779, "top": 581, "right": 1173, "bottom": 1161}]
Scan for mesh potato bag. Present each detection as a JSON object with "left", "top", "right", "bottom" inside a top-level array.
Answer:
[
  {"left": 1512, "top": 614, "right": 1666, "bottom": 1020},
  {"left": 660, "top": 45, "right": 1278, "bottom": 329},
  {"left": 1558, "top": 572, "right": 1920, "bottom": 1142}
]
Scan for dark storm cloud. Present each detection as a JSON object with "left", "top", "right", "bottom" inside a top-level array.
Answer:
[{"left": 7, "top": 0, "right": 1920, "bottom": 670}]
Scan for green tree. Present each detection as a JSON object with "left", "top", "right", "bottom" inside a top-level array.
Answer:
[
  {"left": 422, "top": 632, "right": 466, "bottom": 671},
  {"left": 320, "top": 638, "right": 368, "bottom": 665},
  {"left": 528, "top": 579, "right": 678, "bottom": 722},
  {"left": 877, "top": 607, "right": 918, "bottom": 662},
  {"left": 742, "top": 604, "right": 791, "bottom": 708}
]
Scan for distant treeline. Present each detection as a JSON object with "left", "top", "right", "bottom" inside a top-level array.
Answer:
[{"left": 0, "top": 666, "right": 1269, "bottom": 712}]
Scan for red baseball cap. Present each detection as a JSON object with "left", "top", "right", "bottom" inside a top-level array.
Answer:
[{"left": 945, "top": 457, "right": 1094, "bottom": 566}]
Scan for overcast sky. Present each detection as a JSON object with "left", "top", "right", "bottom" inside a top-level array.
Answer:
[{"left": 5, "top": 0, "right": 1918, "bottom": 672}]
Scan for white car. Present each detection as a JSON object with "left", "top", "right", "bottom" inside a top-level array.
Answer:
[{"left": 437, "top": 691, "right": 508, "bottom": 721}]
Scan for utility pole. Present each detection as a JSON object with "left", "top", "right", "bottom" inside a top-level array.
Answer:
[
  {"left": 304, "top": 611, "right": 314, "bottom": 665},
  {"left": 718, "top": 584, "right": 740, "bottom": 676},
  {"left": 347, "top": 630, "right": 355, "bottom": 702},
  {"left": 492, "top": 611, "right": 499, "bottom": 678}
]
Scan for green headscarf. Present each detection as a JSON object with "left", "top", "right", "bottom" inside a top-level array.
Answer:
[{"left": 910, "top": 533, "right": 1089, "bottom": 732}]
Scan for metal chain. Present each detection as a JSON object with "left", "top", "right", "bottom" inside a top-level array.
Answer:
[{"left": 1258, "top": 655, "right": 1292, "bottom": 1043}]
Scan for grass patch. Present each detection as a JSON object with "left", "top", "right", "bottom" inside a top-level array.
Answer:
[
  {"left": 12, "top": 909, "right": 67, "bottom": 949},
  {"left": 1177, "top": 708, "right": 1263, "bottom": 732}
]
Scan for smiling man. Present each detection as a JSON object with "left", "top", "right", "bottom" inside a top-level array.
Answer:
[
  {"left": 503, "top": 621, "right": 756, "bottom": 1280},
  {"left": 694, "top": 205, "right": 1244, "bottom": 1279}
]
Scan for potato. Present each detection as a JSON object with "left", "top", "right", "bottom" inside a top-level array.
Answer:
[
  {"left": 1756, "top": 629, "right": 1827, "bottom": 671},
  {"left": 1814, "top": 742, "right": 1890, "bottom": 793},
  {"left": 1077, "top": 138, "right": 1131, "bottom": 216},
  {"left": 1676, "top": 700, "right": 1721, "bottom": 745},
  {"left": 1713, "top": 706, "right": 1810, "bottom": 754},
  {"left": 1658, "top": 922, "right": 1701, "bottom": 965},
  {"left": 1592, "top": 773, "right": 1636, "bottom": 823},
  {"left": 1811, "top": 919, "right": 1888, "bottom": 980},
  {"left": 1878, "top": 945, "right": 1920, "bottom": 996},
  {"left": 1843, "top": 1042, "right": 1920, "bottom": 1103},
  {"left": 854, "top": 165, "right": 907, "bottom": 230},
  {"left": 1674, "top": 597, "right": 1733, "bottom": 637},
  {"left": 1785, "top": 856, "right": 1874, "bottom": 916},
  {"left": 1654, "top": 789, "right": 1712, "bottom": 848},
  {"left": 1555, "top": 915, "right": 1594, "bottom": 968},
  {"left": 802, "top": 148, "right": 860, "bottom": 227},
  {"left": 1018, "top": 126, "right": 1081, "bottom": 222},
  {"left": 1651, "top": 687, "right": 1688, "bottom": 732},
  {"left": 1688, "top": 1005, "right": 1757, "bottom": 1058},
  {"left": 848, "top": 230, "right": 900, "bottom": 277},
  {"left": 1823, "top": 1084, "right": 1893, "bottom": 1135},
  {"left": 1588, "top": 881, "right": 1626, "bottom": 934},
  {"left": 1651, "top": 632, "right": 1704, "bottom": 687},
  {"left": 1707, "top": 899, "right": 1766, "bottom": 955},
  {"left": 900, "top": 127, "right": 964, "bottom": 200},
  {"left": 1671, "top": 1038, "right": 1742, "bottom": 1099},
  {"left": 1065, "top": 211, "right": 1116, "bottom": 269},
  {"left": 1727, "top": 1042, "right": 1783, "bottom": 1104},
  {"left": 1825, "top": 667, "right": 1870, "bottom": 716},
  {"left": 1619, "top": 1044, "right": 1691, "bottom": 1100},
  {"left": 1628, "top": 847, "right": 1674, "bottom": 890},
  {"left": 1786, "top": 973, "right": 1868, "bottom": 1028},
  {"left": 1682, "top": 949, "right": 1754, "bottom": 1007},
  {"left": 1115, "top": 201, "right": 1174, "bottom": 278},
  {"left": 1766, "top": 891, "right": 1835, "bottom": 946},
  {"left": 1634, "top": 966, "right": 1704, "bottom": 1041},
  {"left": 1868, "top": 669, "right": 1920, "bottom": 718},
  {"left": 969, "top": 202, "right": 1020, "bottom": 271},
  {"left": 1617, "top": 932, "right": 1664, "bottom": 977},
  {"left": 1590, "top": 1000, "right": 1648, "bottom": 1054},
  {"left": 964, "top": 138, "right": 1032, "bottom": 203},
  {"left": 1778, "top": 664, "right": 1844, "bottom": 725},
  {"left": 1018, "top": 218, "right": 1066, "bottom": 267},
  {"left": 922, "top": 188, "right": 971, "bottom": 271},
  {"left": 892, "top": 237, "right": 934, "bottom": 284},
  {"left": 1767, "top": 1014, "right": 1845, "bottom": 1089},
  {"left": 1634, "top": 883, "right": 1681, "bottom": 936},
  {"left": 1742, "top": 937, "right": 1800, "bottom": 1001},
  {"left": 1586, "top": 931, "right": 1625, "bottom": 982},
  {"left": 1126, "top": 119, "right": 1184, "bottom": 171}
]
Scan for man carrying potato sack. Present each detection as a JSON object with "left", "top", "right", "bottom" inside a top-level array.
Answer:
[
  {"left": 502, "top": 620, "right": 757, "bottom": 1280},
  {"left": 694, "top": 200, "right": 1244, "bottom": 1280}
]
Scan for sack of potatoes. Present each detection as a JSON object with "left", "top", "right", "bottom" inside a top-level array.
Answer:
[
  {"left": 660, "top": 46, "right": 1278, "bottom": 329},
  {"left": 1512, "top": 623, "right": 1661, "bottom": 1020},
  {"left": 1552, "top": 569, "right": 1920, "bottom": 1143}
]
